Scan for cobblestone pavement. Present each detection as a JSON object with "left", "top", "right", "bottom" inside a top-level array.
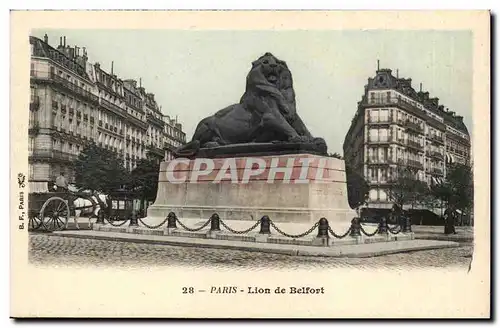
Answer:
[{"left": 29, "top": 233, "right": 473, "bottom": 270}]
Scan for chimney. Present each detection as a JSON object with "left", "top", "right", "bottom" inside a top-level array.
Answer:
[
  {"left": 59, "top": 37, "right": 62, "bottom": 46},
  {"left": 396, "top": 69, "right": 399, "bottom": 78},
  {"left": 456, "top": 115, "right": 463, "bottom": 122},
  {"left": 111, "top": 61, "right": 114, "bottom": 75},
  {"left": 139, "top": 78, "right": 142, "bottom": 88},
  {"left": 44, "top": 33, "right": 48, "bottom": 43},
  {"left": 63, "top": 36, "right": 66, "bottom": 47},
  {"left": 419, "top": 83, "right": 422, "bottom": 92},
  {"left": 377, "top": 59, "right": 380, "bottom": 71}
]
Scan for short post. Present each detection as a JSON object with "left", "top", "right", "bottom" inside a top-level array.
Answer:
[
  {"left": 167, "top": 212, "right": 177, "bottom": 229},
  {"left": 210, "top": 213, "right": 221, "bottom": 231},
  {"left": 378, "top": 216, "right": 388, "bottom": 234},
  {"left": 317, "top": 218, "right": 329, "bottom": 238},
  {"left": 96, "top": 210, "right": 105, "bottom": 224},
  {"left": 402, "top": 216, "right": 412, "bottom": 233},
  {"left": 349, "top": 217, "right": 361, "bottom": 237},
  {"left": 259, "top": 215, "right": 271, "bottom": 234},
  {"left": 129, "top": 210, "right": 139, "bottom": 227}
]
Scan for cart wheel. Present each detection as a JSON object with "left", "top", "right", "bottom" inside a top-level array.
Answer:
[
  {"left": 40, "top": 197, "right": 69, "bottom": 231},
  {"left": 28, "top": 212, "right": 43, "bottom": 231}
]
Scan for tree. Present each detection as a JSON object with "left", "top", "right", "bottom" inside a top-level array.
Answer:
[
  {"left": 387, "top": 166, "right": 428, "bottom": 210},
  {"left": 130, "top": 157, "right": 160, "bottom": 205},
  {"left": 446, "top": 162, "right": 474, "bottom": 225},
  {"left": 73, "top": 142, "right": 130, "bottom": 194},
  {"left": 345, "top": 165, "right": 369, "bottom": 216}
]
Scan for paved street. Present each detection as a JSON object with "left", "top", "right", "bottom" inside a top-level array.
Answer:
[{"left": 29, "top": 232, "right": 473, "bottom": 270}]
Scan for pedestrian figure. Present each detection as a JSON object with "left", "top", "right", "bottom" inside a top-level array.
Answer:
[
  {"left": 444, "top": 205, "right": 457, "bottom": 234},
  {"left": 391, "top": 204, "right": 403, "bottom": 227},
  {"left": 55, "top": 171, "right": 69, "bottom": 192}
]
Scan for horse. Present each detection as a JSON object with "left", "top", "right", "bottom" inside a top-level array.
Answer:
[{"left": 50, "top": 183, "right": 108, "bottom": 229}]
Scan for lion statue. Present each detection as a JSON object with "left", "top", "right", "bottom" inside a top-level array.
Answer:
[{"left": 174, "top": 52, "right": 327, "bottom": 157}]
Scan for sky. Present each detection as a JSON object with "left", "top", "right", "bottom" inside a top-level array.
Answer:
[{"left": 32, "top": 29, "right": 473, "bottom": 155}]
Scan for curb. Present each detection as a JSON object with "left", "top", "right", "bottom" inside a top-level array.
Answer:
[{"left": 50, "top": 231, "right": 461, "bottom": 258}]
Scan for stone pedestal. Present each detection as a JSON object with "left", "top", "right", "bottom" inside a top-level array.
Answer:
[{"left": 147, "top": 154, "right": 357, "bottom": 226}]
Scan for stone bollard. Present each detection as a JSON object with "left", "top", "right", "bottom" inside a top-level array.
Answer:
[
  {"left": 402, "top": 216, "right": 412, "bottom": 233},
  {"left": 210, "top": 213, "right": 221, "bottom": 231},
  {"left": 349, "top": 217, "right": 361, "bottom": 237},
  {"left": 378, "top": 216, "right": 388, "bottom": 234},
  {"left": 167, "top": 212, "right": 177, "bottom": 229},
  {"left": 312, "top": 217, "right": 330, "bottom": 247},
  {"left": 129, "top": 211, "right": 139, "bottom": 227},
  {"left": 259, "top": 215, "right": 271, "bottom": 234},
  {"left": 317, "top": 218, "right": 329, "bottom": 238}
]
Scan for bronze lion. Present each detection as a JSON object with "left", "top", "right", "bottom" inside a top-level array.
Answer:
[{"left": 175, "top": 52, "right": 327, "bottom": 157}]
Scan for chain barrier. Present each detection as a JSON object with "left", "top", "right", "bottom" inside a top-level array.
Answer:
[
  {"left": 327, "top": 226, "right": 352, "bottom": 239},
  {"left": 138, "top": 217, "right": 169, "bottom": 229},
  {"left": 360, "top": 225, "right": 380, "bottom": 237},
  {"left": 105, "top": 217, "right": 130, "bottom": 227},
  {"left": 220, "top": 218, "right": 262, "bottom": 234},
  {"left": 270, "top": 220, "right": 319, "bottom": 239},
  {"left": 175, "top": 217, "right": 212, "bottom": 232}
]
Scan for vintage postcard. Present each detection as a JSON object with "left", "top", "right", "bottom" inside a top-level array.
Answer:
[{"left": 10, "top": 10, "right": 490, "bottom": 318}]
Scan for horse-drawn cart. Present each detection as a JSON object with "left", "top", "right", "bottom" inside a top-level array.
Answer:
[{"left": 28, "top": 183, "right": 104, "bottom": 232}]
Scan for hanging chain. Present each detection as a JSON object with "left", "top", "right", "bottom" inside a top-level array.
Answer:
[
  {"left": 175, "top": 217, "right": 212, "bottom": 232},
  {"left": 270, "top": 220, "right": 319, "bottom": 239},
  {"left": 360, "top": 225, "right": 380, "bottom": 237},
  {"left": 138, "top": 217, "right": 169, "bottom": 229},
  {"left": 219, "top": 219, "right": 262, "bottom": 234},
  {"left": 328, "top": 226, "right": 351, "bottom": 239}
]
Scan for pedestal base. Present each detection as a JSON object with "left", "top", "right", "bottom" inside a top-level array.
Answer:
[{"left": 148, "top": 154, "right": 357, "bottom": 225}]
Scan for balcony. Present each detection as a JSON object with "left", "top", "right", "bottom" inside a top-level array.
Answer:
[
  {"left": 366, "top": 157, "right": 396, "bottom": 165},
  {"left": 406, "top": 159, "right": 424, "bottom": 170},
  {"left": 430, "top": 134, "right": 444, "bottom": 145},
  {"left": 60, "top": 105, "right": 67, "bottom": 114},
  {"left": 431, "top": 168, "right": 444, "bottom": 176},
  {"left": 36, "top": 72, "right": 100, "bottom": 105},
  {"left": 363, "top": 96, "right": 447, "bottom": 130},
  {"left": 30, "top": 96, "right": 40, "bottom": 111},
  {"left": 105, "top": 123, "right": 109, "bottom": 129},
  {"left": 100, "top": 98, "right": 127, "bottom": 119},
  {"left": 427, "top": 150, "right": 443, "bottom": 160},
  {"left": 147, "top": 113, "right": 165, "bottom": 128},
  {"left": 147, "top": 143, "right": 165, "bottom": 157},
  {"left": 90, "top": 117, "right": 95, "bottom": 125},
  {"left": 404, "top": 120, "right": 424, "bottom": 134},
  {"left": 366, "top": 117, "right": 392, "bottom": 126},
  {"left": 406, "top": 139, "right": 423, "bottom": 151},
  {"left": 28, "top": 149, "right": 78, "bottom": 163},
  {"left": 83, "top": 114, "right": 88, "bottom": 121},
  {"left": 367, "top": 137, "right": 393, "bottom": 145},
  {"left": 98, "top": 120, "right": 103, "bottom": 127}
]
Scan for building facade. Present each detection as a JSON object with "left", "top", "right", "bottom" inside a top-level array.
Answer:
[
  {"left": 343, "top": 67, "right": 471, "bottom": 211},
  {"left": 29, "top": 34, "right": 186, "bottom": 191}
]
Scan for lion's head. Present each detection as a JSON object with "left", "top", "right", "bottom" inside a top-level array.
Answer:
[
  {"left": 247, "top": 52, "right": 292, "bottom": 89},
  {"left": 243, "top": 52, "right": 297, "bottom": 119}
]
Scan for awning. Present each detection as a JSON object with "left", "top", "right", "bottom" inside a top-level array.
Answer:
[
  {"left": 446, "top": 153, "right": 455, "bottom": 164},
  {"left": 431, "top": 176, "right": 445, "bottom": 185}
]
